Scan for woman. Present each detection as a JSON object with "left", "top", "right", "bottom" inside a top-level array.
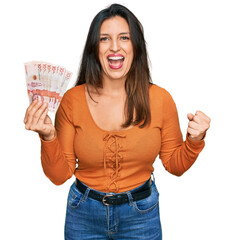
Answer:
[{"left": 24, "top": 4, "right": 210, "bottom": 240}]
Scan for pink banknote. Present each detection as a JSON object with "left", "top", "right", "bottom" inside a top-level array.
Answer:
[{"left": 24, "top": 61, "right": 72, "bottom": 112}]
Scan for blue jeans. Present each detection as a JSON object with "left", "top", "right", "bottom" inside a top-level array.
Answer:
[{"left": 65, "top": 175, "right": 162, "bottom": 240}]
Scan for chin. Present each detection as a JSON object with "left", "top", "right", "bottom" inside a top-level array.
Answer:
[{"left": 107, "top": 72, "right": 127, "bottom": 81}]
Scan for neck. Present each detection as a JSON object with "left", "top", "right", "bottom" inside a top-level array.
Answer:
[{"left": 100, "top": 75, "right": 126, "bottom": 97}]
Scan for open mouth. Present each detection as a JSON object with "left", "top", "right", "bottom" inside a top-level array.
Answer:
[{"left": 107, "top": 54, "right": 125, "bottom": 69}]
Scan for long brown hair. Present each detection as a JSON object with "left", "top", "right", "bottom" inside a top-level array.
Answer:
[{"left": 75, "top": 4, "right": 152, "bottom": 128}]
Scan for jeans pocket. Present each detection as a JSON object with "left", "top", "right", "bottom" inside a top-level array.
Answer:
[
  {"left": 68, "top": 183, "right": 83, "bottom": 209},
  {"left": 133, "top": 181, "right": 159, "bottom": 214}
]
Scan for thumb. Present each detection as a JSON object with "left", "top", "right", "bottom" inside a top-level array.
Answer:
[{"left": 187, "top": 113, "right": 194, "bottom": 121}]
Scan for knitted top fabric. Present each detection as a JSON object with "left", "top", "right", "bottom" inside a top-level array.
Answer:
[{"left": 40, "top": 83, "right": 205, "bottom": 193}]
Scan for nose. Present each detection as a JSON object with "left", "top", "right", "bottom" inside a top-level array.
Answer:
[{"left": 110, "top": 39, "right": 120, "bottom": 52}]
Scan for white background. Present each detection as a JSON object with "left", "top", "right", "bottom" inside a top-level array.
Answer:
[{"left": 1, "top": 0, "right": 233, "bottom": 239}]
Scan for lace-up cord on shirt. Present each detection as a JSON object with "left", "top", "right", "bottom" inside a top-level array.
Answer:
[{"left": 103, "top": 133, "right": 126, "bottom": 192}]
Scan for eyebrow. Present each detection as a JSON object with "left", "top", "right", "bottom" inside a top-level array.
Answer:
[
  {"left": 100, "top": 32, "right": 130, "bottom": 36},
  {"left": 120, "top": 32, "right": 130, "bottom": 35}
]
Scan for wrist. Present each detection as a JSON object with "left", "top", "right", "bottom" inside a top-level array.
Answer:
[
  {"left": 42, "top": 130, "right": 56, "bottom": 141},
  {"left": 187, "top": 132, "right": 206, "bottom": 142}
]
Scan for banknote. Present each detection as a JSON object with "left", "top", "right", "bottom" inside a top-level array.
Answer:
[{"left": 24, "top": 61, "right": 72, "bottom": 112}]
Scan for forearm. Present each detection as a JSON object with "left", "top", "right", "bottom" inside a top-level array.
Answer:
[
  {"left": 163, "top": 133, "right": 205, "bottom": 176},
  {"left": 40, "top": 134, "right": 76, "bottom": 185}
]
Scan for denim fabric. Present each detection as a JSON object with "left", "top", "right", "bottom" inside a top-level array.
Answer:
[{"left": 65, "top": 175, "right": 162, "bottom": 240}]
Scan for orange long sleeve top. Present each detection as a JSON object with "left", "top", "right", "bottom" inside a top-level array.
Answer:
[{"left": 40, "top": 83, "right": 205, "bottom": 193}]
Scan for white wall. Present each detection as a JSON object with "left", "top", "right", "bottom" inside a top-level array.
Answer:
[{"left": 1, "top": 0, "right": 233, "bottom": 239}]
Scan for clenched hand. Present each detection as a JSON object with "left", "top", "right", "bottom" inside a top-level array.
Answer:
[{"left": 187, "top": 111, "right": 211, "bottom": 141}]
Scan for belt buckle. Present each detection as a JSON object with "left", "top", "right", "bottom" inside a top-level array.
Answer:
[{"left": 102, "top": 194, "right": 114, "bottom": 206}]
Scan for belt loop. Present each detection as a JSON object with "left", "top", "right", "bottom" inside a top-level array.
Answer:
[
  {"left": 126, "top": 191, "right": 134, "bottom": 206},
  {"left": 82, "top": 187, "right": 90, "bottom": 202},
  {"left": 151, "top": 172, "right": 155, "bottom": 183}
]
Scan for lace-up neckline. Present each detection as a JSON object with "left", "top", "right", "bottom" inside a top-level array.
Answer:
[
  {"left": 82, "top": 84, "right": 135, "bottom": 192},
  {"left": 103, "top": 133, "right": 126, "bottom": 192}
]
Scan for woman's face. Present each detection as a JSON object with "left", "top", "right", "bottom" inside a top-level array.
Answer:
[{"left": 99, "top": 16, "right": 134, "bottom": 83}]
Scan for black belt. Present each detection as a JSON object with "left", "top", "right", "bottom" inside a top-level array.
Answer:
[{"left": 75, "top": 178, "right": 152, "bottom": 206}]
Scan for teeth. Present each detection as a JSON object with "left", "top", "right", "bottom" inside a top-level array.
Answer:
[{"left": 108, "top": 56, "right": 124, "bottom": 60}]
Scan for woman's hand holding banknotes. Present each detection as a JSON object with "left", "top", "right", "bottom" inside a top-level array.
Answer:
[{"left": 24, "top": 100, "right": 56, "bottom": 141}]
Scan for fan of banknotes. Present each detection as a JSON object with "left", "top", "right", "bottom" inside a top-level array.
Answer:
[{"left": 24, "top": 61, "right": 72, "bottom": 112}]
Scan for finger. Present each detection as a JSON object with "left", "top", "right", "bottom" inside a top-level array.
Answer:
[
  {"left": 30, "top": 102, "right": 48, "bottom": 128},
  {"left": 24, "top": 100, "right": 38, "bottom": 124},
  {"left": 187, "top": 127, "right": 198, "bottom": 138},
  {"left": 188, "top": 120, "right": 199, "bottom": 130},
  {"left": 37, "top": 103, "right": 49, "bottom": 126},
  {"left": 193, "top": 113, "right": 211, "bottom": 126},
  {"left": 25, "top": 101, "right": 43, "bottom": 129},
  {"left": 195, "top": 111, "right": 211, "bottom": 123},
  {"left": 192, "top": 115, "right": 202, "bottom": 124},
  {"left": 187, "top": 113, "right": 194, "bottom": 121}
]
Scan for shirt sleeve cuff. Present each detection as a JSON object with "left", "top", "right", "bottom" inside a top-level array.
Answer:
[
  {"left": 186, "top": 132, "right": 206, "bottom": 150},
  {"left": 39, "top": 131, "right": 57, "bottom": 144}
]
